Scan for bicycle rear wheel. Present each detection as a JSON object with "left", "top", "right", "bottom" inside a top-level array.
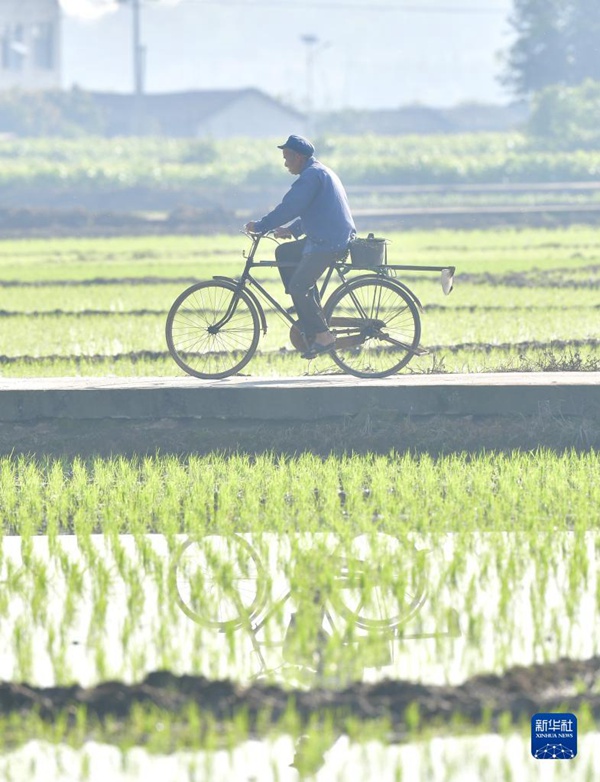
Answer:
[
  {"left": 330, "top": 535, "right": 428, "bottom": 631},
  {"left": 324, "top": 277, "right": 421, "bottom": 378},
  {"left": 166, "top": 280, "right": 260, "bottom": 379}
]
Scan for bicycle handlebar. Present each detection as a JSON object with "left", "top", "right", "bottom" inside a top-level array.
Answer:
[{"left": 241, "top": 228, "right": 281, "bottom": 249}]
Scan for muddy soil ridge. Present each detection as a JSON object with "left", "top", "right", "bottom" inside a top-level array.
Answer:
[
  {"left": 0, "top": 204, "right": 598, "bottom": 238},
  {"left": 1, "top": 657, "right": 598, "bottom": 734}
]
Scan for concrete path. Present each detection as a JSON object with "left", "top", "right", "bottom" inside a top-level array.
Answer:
[{"left": 0, "top": 373, "right": 597, "bottom": 422}]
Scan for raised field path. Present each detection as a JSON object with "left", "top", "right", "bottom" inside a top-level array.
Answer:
[{"left": 0, "top": 373, "right": 598, "bottom": 422}]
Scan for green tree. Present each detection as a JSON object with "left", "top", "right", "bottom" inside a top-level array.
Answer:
[
  {"left": 502, "top": 0, "right": 600, "bottom": 96},
  {"left": 565, "top": 0, "right": 600, "bottom": 84},
  {"left": 0, "top": 89, "right": 106, "bottom": 136},
  {"left": 527, "top": 79, "right": 600, "bottom": 149}
]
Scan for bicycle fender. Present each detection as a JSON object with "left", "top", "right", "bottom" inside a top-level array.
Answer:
[{"left": 212, "top": 275, "right": 268, "bottom": 334}]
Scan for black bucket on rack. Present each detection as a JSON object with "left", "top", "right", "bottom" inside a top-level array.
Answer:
[{"left": 348, "top": 233, "right": 387, "bottom": 268}]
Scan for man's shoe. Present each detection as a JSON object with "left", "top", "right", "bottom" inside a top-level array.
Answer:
[{"left": 300, "top": 340, "right": 336, "bottom": 359}]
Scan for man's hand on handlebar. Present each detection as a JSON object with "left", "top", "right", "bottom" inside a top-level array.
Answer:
[{"left": 244, "top": 223, "right": 292, "bottom": 239}]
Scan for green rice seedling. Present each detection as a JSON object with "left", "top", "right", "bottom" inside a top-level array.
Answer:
[
  {"left": 30, "top": 558, "right": 48, "bottom": 627},
  {"left": 566, "top": 530, "right": 590, "bottom": 616},
  {"left": 120, "top": 612, "right": 135, "bottom": 656},
  {"left": 61, "top": 557, "right": 85, "bottom": 623},
  {"left": 69, "top": 461, "right": 100, "bottom": 539},
  {"left": 311, "top": 457, "right": 345, "bottom": 531},
  {"left": 46, "top": 625, "right": 68, "bottom": 685},
  {"left": 12, "top": 459, "right": 42, "bottom": 554},
  {"left": 2, "top": 559, "right": 26, "bottom": 604},
  {"left": 13, "top": 616, "right": 33, "bottom": 682},
  {"left": 108, "top": 532, "right": 129, "bottom": 582},
  {"left": 44, "top": 460, "right": 69, "bottom": 549},
  {"left": 0, "top": 461, "right": 18, "bottom": 536},
  {"left": 88, "top": 559, "right": 112, "bottom": 642},
  {"left": 134, "top": 457, "right": 167, "bottom": 535},
  {"left": 80, "top": 750, "right": 91, "bottom": 781},
  {"left": 155, "top": 621, "right": 178, "bottom": 672},
  {"left": 129, "top": 647, "right": 149, "bottom": 683},
  {"left": 125, "top": 559, "right": 146, "bottom": 622},
  {"left": 93, "top": 641, "right": 108, "bottom": 681}
]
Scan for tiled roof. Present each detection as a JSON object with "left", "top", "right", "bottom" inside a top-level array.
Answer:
[{"left": 91, "top": 88, "right": 304, "bottom": 134}]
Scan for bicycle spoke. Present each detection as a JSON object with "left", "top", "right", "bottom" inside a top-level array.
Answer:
[
  {"left": 166, "top": 281, "right": 260, "bottom": 379},
  {"left": 173, "top": 535, "right": 268, "bottom": 629},
  {"left": 331, "top": 536, "right": 427, "bottom": 629},
  {"left": 326, "top": 278, "right": 421, "bottom": 377}
]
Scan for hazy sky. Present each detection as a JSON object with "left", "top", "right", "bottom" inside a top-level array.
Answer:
[{"left": 61, "top": 0, "right": 516, "bottom": 110}]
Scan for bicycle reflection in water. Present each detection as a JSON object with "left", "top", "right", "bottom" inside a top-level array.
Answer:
[{"left": 171, "top": 533, "right": 460, "bottom": 687}]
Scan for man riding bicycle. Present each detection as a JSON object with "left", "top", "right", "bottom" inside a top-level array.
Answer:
[{"left": 245, "top": 134, "right": 356, "bottom": 358}]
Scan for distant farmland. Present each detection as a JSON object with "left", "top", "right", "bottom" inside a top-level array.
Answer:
[{"left": 0, "top": 226, "right": 597, "bottom": 378}]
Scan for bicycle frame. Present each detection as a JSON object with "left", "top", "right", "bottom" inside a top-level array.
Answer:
[
  {"left": 211, "top": 232, "right": 455, "bottom": 336},
  {"left": 211, "top": 233, "right": 347, "bottom": 334}
]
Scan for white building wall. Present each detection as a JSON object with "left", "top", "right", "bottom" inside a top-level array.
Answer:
[
  {"left": 0, "top": 0, "right": 60, "bottom": 90},
  {"left": 196, "top": 93, "right": 306, "bottom": 139}
]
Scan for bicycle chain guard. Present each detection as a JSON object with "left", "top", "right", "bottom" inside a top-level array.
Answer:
[
  {"left": 290, "top": 324, "right": 308, "bottom": 352},
  {"left": 290, "top": 321, "right": 368, "bottom": 352}
]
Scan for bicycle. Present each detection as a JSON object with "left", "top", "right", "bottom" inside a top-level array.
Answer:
[
  {"left": 170, "top": 533, "right": 460, "bottom": 685},
  {"left": 165, "top": 231, "right": 456, "bottom": 380}
]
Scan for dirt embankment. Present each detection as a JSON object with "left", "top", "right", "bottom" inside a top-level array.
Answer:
[
  {"left": 0, "top": 204, "right": 597, "bottom": 239},
  {"left": 0, "top": 205, "right": 239, "bottom": 238},
  {"left": 2, "top": 657, "right": 599, "bottom": 735},
  {"left": 0, "top": 414, "right": 597, "bottom": 459}
]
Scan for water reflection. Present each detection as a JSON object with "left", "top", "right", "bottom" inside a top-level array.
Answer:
[
  {"left": 289, "top": 734, "right": 341, "bottom": 779},
  {"left": 2, "top": 734, "right": 599, "bottom": 782},
  {"left": 171, "top": 533, "right": 460, "bottom": 687},
  {"left": 0, "top": 531, "right": 596, "bottom": 688}
]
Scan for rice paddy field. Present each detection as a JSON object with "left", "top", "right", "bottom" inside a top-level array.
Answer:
[
  {"left": 0, "top": 225, "right": 598, "bottom": 780},
  {"left": 0, "top": 449, "right": 597, "bottom": 780},
  {"left": 0, "top": 225, "right": 598, "bottom": 377}
]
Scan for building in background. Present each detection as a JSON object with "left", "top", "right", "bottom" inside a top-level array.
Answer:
[
  {"left": 0, "top": 0, "right": 60, "bottom": 91},
  {"left": 91, "top": 88, "right": 307, "bottom": 138},
  {"left": 315, "top": 102, "right": 529, "bottom": 136}
]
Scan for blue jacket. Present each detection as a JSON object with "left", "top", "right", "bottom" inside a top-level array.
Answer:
[{"left": 253, "top": 157, "right": 356, "bottom": 251}]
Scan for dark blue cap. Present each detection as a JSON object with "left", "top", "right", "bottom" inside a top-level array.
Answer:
[{"left": 277, "top": 134, "right": 315, "bottom": 156}]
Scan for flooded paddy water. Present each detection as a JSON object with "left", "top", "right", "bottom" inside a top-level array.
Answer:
[
  {"left": 2, "top": 733, "right": 600, "bottom": 782},
  {"left": 0, "top": 532, "right": 597, "bottom": 690},
  {"left": 0, "top": 450, "right": 597, "bottom": 779}
]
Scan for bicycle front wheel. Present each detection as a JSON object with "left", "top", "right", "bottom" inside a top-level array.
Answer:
[
  {"left": 171, "top": 535, "right": 268, "bottom": 631},
  {"left": 166, "top": 280, "right": 260, "bottom": 379},
  {"left": 325, "top": 277, "right": 421, "bottom": 378}
]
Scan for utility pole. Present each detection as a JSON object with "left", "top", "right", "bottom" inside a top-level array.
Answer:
[
  {"left": 301, "top": 34, "right": 318, "bottom": 132},
  {"left": 300, "top": 34, "right": 329, "bottom": 136},
  {"left": 130, "top": 0, "right": 146, "bottom": 134},
  {"left": 132, "top": 0, "right": 144, "bottom": 97}
]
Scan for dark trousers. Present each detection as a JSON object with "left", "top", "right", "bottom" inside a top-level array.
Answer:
[{"left": 275, "top": 239, "right": 341, "bottom": 338}]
